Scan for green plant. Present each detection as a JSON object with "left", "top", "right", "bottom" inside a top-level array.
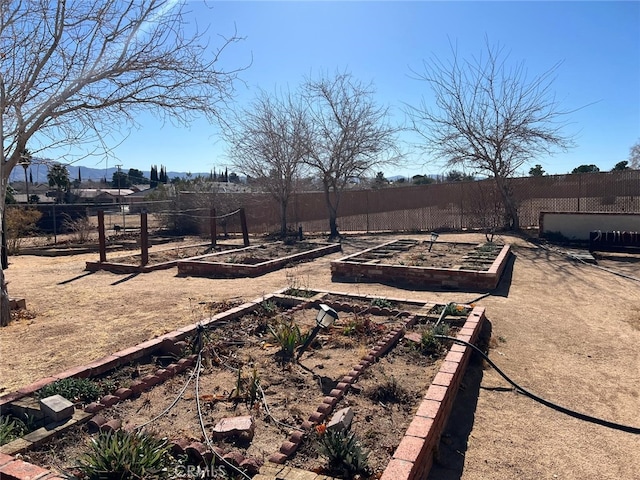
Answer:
[
  {"left": 268, "top": 318, "right": 302, "bottom": 360},
  {"left": 370, "top": 297, "right": 394, "bottom": 309},
  {"left": 77, "top": 430, "right": 170, "bottom": 479},
  {"left": 37, "top": 378, "right": 108, "bottom": 404},
  {"left": 316, "top": 426, "right": 370, "bottom": 476},
  {"left": 419, "top": 323, "right": 451, "bottom": 356},
  {"left": 0, "top": 415, "right": 28, "bottom": 446},
  {"left": 342, "top": 313, "right": 374, "bottom": 337},
  {"left": 258, "top": 299, "right": 279, "bottom": 316}
]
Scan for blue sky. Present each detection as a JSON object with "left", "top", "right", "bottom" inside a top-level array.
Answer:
[{"left": 52, "top": 1, "right": 640, "bottom": 178}]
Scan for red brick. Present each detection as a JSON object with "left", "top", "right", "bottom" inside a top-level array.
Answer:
[
  {"left": 279, "top": 441, "right": 298, "bottom": 456},
  {"left": 0, "top": 392, "right": 26, "bottom": 408},
  {"left": 113, "top": 388, "right": 133, "bottom": 401},
  {"left": 317, "top": 403, "right": 332, "bottom": 414},
  {"left": 84, "top": 402, "right": 105, "bottom": 414},
  {"left": 308, "top": 411, "right": 327, "bottom": 423},
  {"left": 416, "top": 399, "right": 441, "bottom": 419},
  {"left": 341, "top": 375, "right": 355, "bottom": 385},
  {"left": 328, "top": 388, "right": 344, "bottom": 399},
  {"left": 432, "top": 372, "right": 454, "bottom": 387},
  {"left": 450, "top": 343, "right": 466, "bottom": 353},
  {"left": 458, "top": 327, "right": 476, "bottom": 337},
  {"left": 393, "top": 435, "right": 427, "bottom": 464},
  {"left": 445, "top": 350, "right": 464, "bottom": 363},
  {"left": 405, "top": 415, "right": 435, "bottom": 439},
  {"left": 17, "top": 377, "right": 57, "bottom": 395},
  {"left": 0, "top": 459, "right": 50, "bottom": 480},
  {"left": 100, "top": 395, "right": 119, "bottom": 407},
  {"left": 322, "top": 396, "right": 338, "bottom": 408},
  {"left": 425, "top": 385, "right": 448, "bottom": 402},
  {"left": 54, "top": 365, "right": 91, "bottom": 380},
  {"left": 267, "top": 452, "right": 287, "bottom": 464},
  {"left": 140, "top": 375, "right": 161, "bottom": 388},
  {"left": 0, "top": 453, "right": 14, "bottom": 467},
  {"left": 87, "top": 355, "right": 121, "bottom": 376},
  {"left": 439, "top": 361, "right": 459, "bottom": 375},
  {"left": 289, "top": 430, "right": 305, "bottom": 444},
  {"left": 112, "top": 345, "right": 146, "bottom": 361},
  {"left": 380, "top": 458, "right": 414, "bottom": 480}
]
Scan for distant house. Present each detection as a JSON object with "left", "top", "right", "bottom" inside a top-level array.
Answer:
[{"left": 71, "top": 188, "right": 134, "bottom": 204}]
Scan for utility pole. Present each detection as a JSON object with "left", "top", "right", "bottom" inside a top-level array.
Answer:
[{"left": 115, "top": 164, "right": 125, "bottom": 231}]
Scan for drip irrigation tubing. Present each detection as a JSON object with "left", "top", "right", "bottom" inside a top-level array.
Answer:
[
  {"left": 194, "top": 352, "right": 251, "bottom": 480},
  {"left": 435, "top": 335, "right": 640, "bottom": 435}
]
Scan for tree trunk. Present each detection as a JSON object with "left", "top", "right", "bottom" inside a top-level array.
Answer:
[
  {"left": 0, "top": 188, "right": 10, "bottom": 326},
  {"left": 279, "top": 199, "right": 288, "bottom": 238},
  {"left": 494, "top": 176, "right": 519, "bottom": 230},
  {"left": 323, "top": 185, "right": 340, "bottom": 239}
]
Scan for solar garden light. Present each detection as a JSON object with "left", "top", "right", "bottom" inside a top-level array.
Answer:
[
  {"left": 429, "top": 232, "right": 440, "bottom": 251},
  {"left": 297, "top": 304, "right": 339, "bottom": 360}
]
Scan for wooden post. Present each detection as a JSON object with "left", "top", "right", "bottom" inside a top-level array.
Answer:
[
  {"left": 140, "top": 211, "right": 148, "bottom": 266},
  {"left": 210, "top": 208, "right": 216, "bottom": 247},
  {"left": 97, "top": 210, "right": 106, "bottom": 263},
  {"left": 239, "top": 208, "right": 250, "bottom": 247}
]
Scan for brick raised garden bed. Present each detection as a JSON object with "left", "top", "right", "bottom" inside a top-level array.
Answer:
[
  {"left": 85, "top": 241, "right": 225, "bottom": 274},
  {"left": 331, "top": 239, "right": 511, "bottom": 291},
  {"left": 0, "top": 290, "right": 486, "bottom": 480},
  {"left": 177, "top": 241, "right": 341, "bottom": 277}
]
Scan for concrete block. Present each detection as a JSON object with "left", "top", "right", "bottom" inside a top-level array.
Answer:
[
  {"left": 327, "top": 406, "right": 354, "bottom": 432},
  {"left": 39, "top": 395, "right": 74, "bottom": 422}
]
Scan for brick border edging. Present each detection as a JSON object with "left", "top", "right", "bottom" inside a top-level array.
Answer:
[
  {"left": 0, "top": 295, "right": 482, "bottom": 480},
  {"left": 177, "top": 242, "right": 341, "bottom": 277},
  {"left": 330, "top": 241, "right": 511, "bottom": 290},
  {"left": 381, "top": 306, "right": 485, "bottom": 480},
  {"left": 264, "top": 301, "right": 485, "bottom": 480}
]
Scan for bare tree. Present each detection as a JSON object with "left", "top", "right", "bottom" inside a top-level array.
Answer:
[
  {"left": 0, "top": 0, "right": 244, "bottom": 322},
  {"left": 629, "top": 139, "right": 640, "bottom": 169},
  {"left": 225, "top": 90, "right": 310, "bottom": 237},
  {"left": 302, "top": 72, "right": 400, "bottom": 239},
  {"left": 407, "top": 40, "right": 575, "bottom": 230}
]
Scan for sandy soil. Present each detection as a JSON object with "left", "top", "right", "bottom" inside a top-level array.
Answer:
[{"left": 2, "top": 232, "right": 640, "bottom": 479}]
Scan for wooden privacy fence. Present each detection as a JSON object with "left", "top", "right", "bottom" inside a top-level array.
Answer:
[{"left": 124, "top": 170, "right": 640, "bottom": 236}]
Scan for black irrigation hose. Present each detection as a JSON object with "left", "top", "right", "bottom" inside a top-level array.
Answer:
[{"left": 435, "top": 335, "right": 640, "bottom": 435}]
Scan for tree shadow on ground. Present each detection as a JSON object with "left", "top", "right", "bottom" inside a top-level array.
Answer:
[{"left": 427, "top": 319, "right": 492, "bottom": 480}]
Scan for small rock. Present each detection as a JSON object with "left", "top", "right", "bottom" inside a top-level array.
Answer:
[
  {"left": 327, "top": 407, "right": 354, "bottom": 432},
  {"left": 212, "top": 415, "right": 255, "bottom": 441}
]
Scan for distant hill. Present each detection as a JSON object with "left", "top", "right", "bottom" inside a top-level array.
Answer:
[{"left": 8, "top": 161, "right": 207, "bottom": 184}]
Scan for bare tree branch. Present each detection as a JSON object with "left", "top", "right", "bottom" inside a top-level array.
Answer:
[
  {"left": 406, "top": 38, "right": 576, "bottom": 229},
  {"left": 302, "top": 71, "right": 401, "bottom": 238}
]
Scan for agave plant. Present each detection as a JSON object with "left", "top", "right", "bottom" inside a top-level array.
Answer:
[
  {"left": 77, "top": 430, "right": 170, "bottom": 479},
  {"left": 316, "top": 427, "right": 370, "bottom": 476},
  {"left": 268, "top": 318, "right": 302, "bottom": 360}
]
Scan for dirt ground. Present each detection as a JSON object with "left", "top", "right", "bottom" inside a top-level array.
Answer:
[{"left": 2, "top": 232, "right": 640, "bottom": 479}]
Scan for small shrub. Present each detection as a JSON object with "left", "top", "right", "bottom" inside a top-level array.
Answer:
[
  {"left": 0, "top": 416, "right": 28, "bottom": 446},
  {"left": 62, "top": 214, "right": 94, "bottom": 243},
  {"left": 5, "top": 206, "right": 42, "bottom": 254},
  {"left": 342, "top": 313, "right": 374, "bottom": 337},
  {"left": 316, "top": 426, "right": 370, "bottom": 476},
  {"left": 370, "top": 297, "right": 394, "bottom": 309},
  {"left": 77, "top": 430, "right": 170, "bottom": 479},
  {"left": 268, "top": 318, "right": 302, "bottom": 360},
  {"left": 37, "top": 378, "right": 108, "bottom": 404},
  {"left": 420, "top": 323, "right": 451, "bottom": 356}
]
